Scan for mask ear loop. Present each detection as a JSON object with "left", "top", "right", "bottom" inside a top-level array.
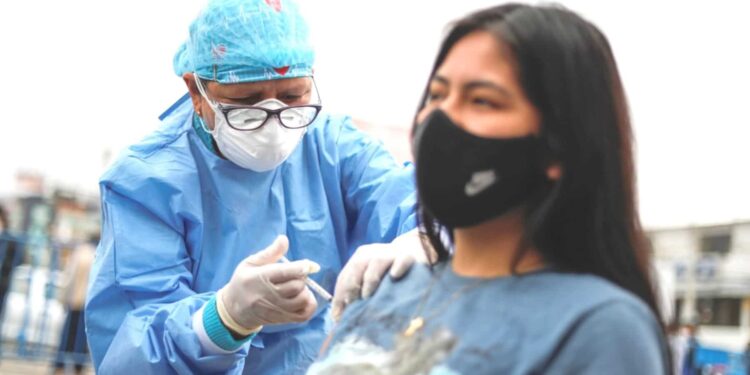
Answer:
[
  {"left": 309, "top": 76, "right": 322, "bottom": 106},
  {"left": 193, "top": 73, "right": 220, "bottom": 134}
]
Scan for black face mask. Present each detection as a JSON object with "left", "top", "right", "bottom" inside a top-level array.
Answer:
[{"left": 412, "top": 109, "right": 548, "bottom": 228}]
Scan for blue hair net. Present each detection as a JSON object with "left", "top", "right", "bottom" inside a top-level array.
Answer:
[{"left": 173, "top": 0, "right": 314, "bottom": 83}]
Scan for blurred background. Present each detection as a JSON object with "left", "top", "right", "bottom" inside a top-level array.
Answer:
[{"left": 0, "top": 0, "right": 748, "bottom": 373}]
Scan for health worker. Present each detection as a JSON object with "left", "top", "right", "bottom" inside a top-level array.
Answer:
[{"left": 84, "top": 0, "right": 426, "bottom": 373}]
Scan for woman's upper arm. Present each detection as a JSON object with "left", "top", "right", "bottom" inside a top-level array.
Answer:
[{"left": 542, "top": 301, "right": 668, "bottom": 375}]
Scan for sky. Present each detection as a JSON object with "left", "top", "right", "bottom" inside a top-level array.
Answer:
[{"left": 0, "top": 0, "right": 748, "bottom": 228}]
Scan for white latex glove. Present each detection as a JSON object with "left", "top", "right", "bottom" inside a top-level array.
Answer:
[
  {"left": 218, "top": 235, "right": 319, "bottom": 331},
  {"left": 331, "top": 229, "right": 434, "bottom": 320}
]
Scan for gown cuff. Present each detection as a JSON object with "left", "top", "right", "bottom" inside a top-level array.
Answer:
[{"left": 192, "top": 295, "right": 255, "bottom": 354}]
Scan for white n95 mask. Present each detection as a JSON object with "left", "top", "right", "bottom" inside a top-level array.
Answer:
[
  {"left": 207, "top": 98, "right": 307, "bottom": 172},
  {"left": 193, "top": 73, "right": 310, "bottom": 172}
]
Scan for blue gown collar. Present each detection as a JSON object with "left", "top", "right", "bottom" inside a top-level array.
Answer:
[{"left": 192, "top": 113, "right": 221, "bottom": 157}]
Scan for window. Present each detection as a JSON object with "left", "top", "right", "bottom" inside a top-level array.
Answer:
[
  {"left": 700, "top": 233, "right": 732, "bottom": 255},
  {"left": 694, "top": 255, "right": 719, "bottom": 281},
  {"left": 674, "top": 263, "right": 688, "bottom": 281},
  {"left": 696, "top": 297, "right": 741, "bottom": 326}
]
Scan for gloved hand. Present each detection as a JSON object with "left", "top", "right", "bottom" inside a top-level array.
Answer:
[
  {"left": 331, "top": 229, "right": 434, "bottom": 320},
  {"left": 218, "top": 235, "right": 319, "bottom": 333}
]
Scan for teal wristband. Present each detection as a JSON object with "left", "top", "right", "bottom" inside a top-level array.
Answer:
[{"left": 202, "top": 295, "right": 256, "bottom": 351}]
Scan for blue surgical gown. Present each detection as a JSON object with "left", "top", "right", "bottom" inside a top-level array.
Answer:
[{"left": 85, "top": 96, "right": 417, "bottom": 374}]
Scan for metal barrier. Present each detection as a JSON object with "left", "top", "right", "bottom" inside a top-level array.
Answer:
[{"left": 0, "top": 232, "right": 92, "bottom": 373}]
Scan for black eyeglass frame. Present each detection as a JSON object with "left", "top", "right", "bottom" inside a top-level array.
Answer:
[
  {"left": 194, "top": 73, "right": 324, "bottom": 131},
  {"left": 215, "top": 102, "right": 322, "bottom": 131}
]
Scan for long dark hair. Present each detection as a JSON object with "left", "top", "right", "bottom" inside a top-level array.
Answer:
[{"left": 416, "top": 4, "right": 664, "bottom": 327}]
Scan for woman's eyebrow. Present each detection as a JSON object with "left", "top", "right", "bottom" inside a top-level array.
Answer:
[
  {"left": 463, "top": 80, "right": 513, "bottom": 99},
  {"left": 432, "top": 75, "right": 513, "bottom": 99},
  {"left": 432, "top": 75, "right": 450, "bottom": 86}
]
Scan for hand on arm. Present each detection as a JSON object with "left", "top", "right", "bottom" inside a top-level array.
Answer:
[{"left": 331, "top": 229, "right": 435, "bottom": 320}]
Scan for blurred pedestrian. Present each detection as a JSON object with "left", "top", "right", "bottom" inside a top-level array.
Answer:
[
  {"left": 0, "top": 205, "right": 22, "bottom": 328},
  {"left": 681, "top": 323, "right": 701, "bottom": 375},
  {"left": 669, "top": 322, "right": 689, "bottom": 375},
  {"left": 53, "top": 235, "right": 96, "bottom": 375}
]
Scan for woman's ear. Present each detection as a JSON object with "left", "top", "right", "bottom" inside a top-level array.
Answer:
[{"left": 546, "top": 163, "right": 562, "bottom": 181}]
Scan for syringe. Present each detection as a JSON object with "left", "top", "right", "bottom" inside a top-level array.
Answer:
[{"left": 280, "top": 256, "right": 332, "bottom": 301}]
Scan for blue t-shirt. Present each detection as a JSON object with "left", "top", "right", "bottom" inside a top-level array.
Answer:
[{"left": 310, "top": 262, "right": 668, "bottom": 375}]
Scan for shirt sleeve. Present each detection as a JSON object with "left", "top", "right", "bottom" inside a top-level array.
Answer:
[
  {"left": 542, "top": 301, "right": 669, "bottom": 375},
  {"left": 85, "top": 186, "right": 250, "bottom": 374},
  {"left": 334, "top": 116, "right": 417, "bottom": 252}
]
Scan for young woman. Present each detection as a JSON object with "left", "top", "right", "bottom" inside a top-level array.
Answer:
[{"left": 309, "top": 4, "right": 668, "bottom": 374}]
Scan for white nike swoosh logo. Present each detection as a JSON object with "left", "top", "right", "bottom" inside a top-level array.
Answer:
[{"left": 464, "top": 170, "right": 497, "bottom": 197}]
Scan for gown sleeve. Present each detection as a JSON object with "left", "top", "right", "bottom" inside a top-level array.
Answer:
[{"left": 86, "top": 186, "right": 249, "bottom": 374}]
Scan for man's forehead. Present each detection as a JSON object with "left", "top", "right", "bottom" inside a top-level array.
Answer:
[{"left": 210, "top": 76, "right": 312, "bottom": 92}]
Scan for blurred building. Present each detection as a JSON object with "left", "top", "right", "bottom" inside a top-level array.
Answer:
[
  {"left": 0, "top": 171, "right": 100, "bottom": 360},
  {"left": 1, "top": 172, "right": 99, "bottom": 243},
  {"left": 650, "top": 221, "right": 750, "bottom": 351}
]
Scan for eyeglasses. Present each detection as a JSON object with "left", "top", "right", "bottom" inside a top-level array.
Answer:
[
  {"left": 194, "top": 73, "right": 323, "bottom": 131},
  {"left": 215, "top": 102, "right": 322, "bottom": 131}
]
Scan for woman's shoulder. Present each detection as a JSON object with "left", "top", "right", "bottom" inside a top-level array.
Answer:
[
  {"left": 540, "top": 292, "right": 668, "bottom": 374},
  {"left": 371, "top": 262, "right": 435, "bottom": 299},
  {"left": 514, "top": 271, "right": 667, "bottom": 372},
  {"left": 356, "top": 262, "right": 434, "bottom": 308},
  {"left": 520, "top": 271, "right": 651, "bottom": 311},
  {"left": 364, "top": 264, "right": 654, "bottom": 317},
  {"left": 334, "top": 262, "right": 433, "bottom": 325},
  {"left": 544, "top": 273, "right": 662, "bottom": 335}
]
